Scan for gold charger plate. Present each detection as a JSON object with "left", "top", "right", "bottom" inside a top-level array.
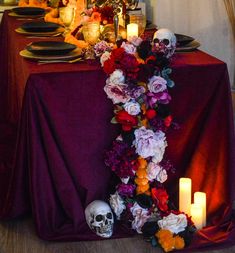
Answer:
[
  {"left": 15, "top": 26, "right": 64, "bottom": 36},
  {"left": 176, "top": 40, "right": 200, "bottom": 52},
  {"left": 19, "top": 48, "right": 83, "bottom": 61}
]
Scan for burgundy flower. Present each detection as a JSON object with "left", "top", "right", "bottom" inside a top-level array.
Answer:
[
  {"left": 137, "top": 63, "right": 155, "bottom": 83},
  {"left": 120, "top": 53, "right": 139, "bottom": 79},
  {"left": 105, "top": 140, "right": 138, "bottom": 178},
  {"left": 117, "top": 183, "right": 136, "bottom": 197}
]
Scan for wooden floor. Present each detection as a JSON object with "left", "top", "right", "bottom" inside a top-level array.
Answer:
[
  {"left": 0, "top": 91, "right": 234, "bottom": 253},
  {"left": 0, "top": 217, "right": 235, "bottom": 253}
]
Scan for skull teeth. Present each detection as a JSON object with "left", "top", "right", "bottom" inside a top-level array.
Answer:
[{"left": 94, "top": 224, "right": 113, "bottom": 237}]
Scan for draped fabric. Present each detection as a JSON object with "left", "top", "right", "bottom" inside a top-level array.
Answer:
[
  {"left": 0, "top": 11, "right": 235, "bottom": 250},
  {"left": 148, "top": 0, "right": 235, "bottom": 87}
]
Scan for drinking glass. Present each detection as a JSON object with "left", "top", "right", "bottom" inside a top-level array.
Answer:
[
  {"left": 129, "top": 14, "right": 146, "bottom": 36},
  {"left": 82, "top": 21, "right": 100, "bottom": 45},
  {"left": 59, "top": 6, "right": 75, "bottom": 35}
]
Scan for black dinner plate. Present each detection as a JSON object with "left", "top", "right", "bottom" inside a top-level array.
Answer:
[
  {"left": 175, "top": 34, "right": 194, "bottom": 46},
  {"left": 21, "top": 21, "right": 61, "bottom": 33},
  {"left": 11, "top": 7, "right": 45, "bottom": 16},
  {"left": 26, "top": 41, "right": 77, "bottom": 56}
]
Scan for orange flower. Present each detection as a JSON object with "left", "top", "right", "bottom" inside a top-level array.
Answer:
[
  {"left": 155, "top": 229, "right": 173, "bottom": 240},
  {"left": 135, "top": 177, "right": 148, "bottom": 186},
  {"left": 141, "top": 118, "right": 148, "bottom": 128},
  {"left": 136, "top": 169, "right": 147, "bottom": 178},
  {"left": 90, "top": 11, "right": 101, "bottom": 22},
  {"left": 160, "top": 237, "right": 175, "bottom": 252},
  {"left": 174, "top": 235, "right": 185, "bottom": 250},
  {"left": 156, "top": 229, "right": 175, "bottom": 253},
  {"left": 138, "top": 157, "right": 147, "bottom": 169},
  {"left": 136, "top": 184, "right": 149, "bottom": 194},
  {"left": 141, "top": 103, "right": 147, "bottom": 114}
]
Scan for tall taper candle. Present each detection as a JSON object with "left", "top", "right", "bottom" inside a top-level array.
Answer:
[
  {"left": 179, "top": 178, "right": 192, "bottom": 215},
  {"left": 194, "top": 192, "right": 206, "bottom": 227}
]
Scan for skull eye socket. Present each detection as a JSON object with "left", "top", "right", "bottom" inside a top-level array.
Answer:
[
  {"left": 162, "top": 39, "right": 170, "bottom": 46},
  {"left": 106, "top": 212, "right": 113, "bottom": 219},
  {"left": 153, "top": 38, "right": 160, "bottom": 44},
  {"left": 95, "top": 215, "right": 103, "bottom": 222}
]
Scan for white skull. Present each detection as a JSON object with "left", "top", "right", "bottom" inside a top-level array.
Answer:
[
  {"left": 153, "top": 28, "right": 177, "bottom": 58},
  {"left": 85, "top": 200, "right": 114, "bottom": 238}
]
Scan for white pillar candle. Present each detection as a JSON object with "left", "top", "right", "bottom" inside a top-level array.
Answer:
[
  {"left": 179, "top": 178, "right": 192, "bottom": 215},
  {"left": 190, "top": 203, "right": 203, "bottom": 230},
  {"left": 127, "top": 23, "right": 139, "bottom": 40},
  {"left": 194, "top": 192, "right": 206, "bottom": 227}
]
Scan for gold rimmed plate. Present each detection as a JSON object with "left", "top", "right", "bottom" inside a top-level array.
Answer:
[
  {"left": 176, "top": 40, "right": 201, "bottom": 52},
  {"left": 20, "top": 21, "right": 61, "bottom": 33},
  {"left": 15, "top": 26, "right": 64, "bottom": 36},
  {"left": 11, "top": 7, "right": 45, "bottom": 16},
  {"left": 19, "top": 48, "right": 83, "bottom": 61},
  {"left": 26, "top": 41, "right": 77, "bottom": 56}
]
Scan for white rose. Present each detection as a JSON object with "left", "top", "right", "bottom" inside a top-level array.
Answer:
[
  {"left": 121, "top": 42, "right": 136, "bottom": 54},
  {"left": 130, "top": 202, "right": 149, "bottom": 234},
  {"left": 158, "top": 213, "right": 188, "bottom": 234},
  {"left": 152, "top": 131, "right": 167, "bottom": 163},
  {"left": 123, "top": 100, "right": 141, "bottom": 116},
  {"left": 133, "top": 127, "right": 167, "bottom": 159},
  {"left": 148, "top": 76, "right": 167, "bottom": 93},
  {"left": 156, "top": 168, "right": 168, "bottom": 183},
  {"left": 100, "top": 51, "right": 111, "bottom": 67},
  {"left": 146, "top": 162, "right": 161, "bottom": 181},
  {"left": 129, "top": 36, "right": 143, "bottom": 47},
  {"left": 109, "top": 192, "right": 126, "bottom": 220},
  {"left": 109, "top": 69, "right": 125, "bottom": 85},
  {"left": 104, "top": 82, "right": 130, "bottom": 104}
]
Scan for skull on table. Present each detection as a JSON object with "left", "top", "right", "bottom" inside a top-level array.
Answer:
[
  {"left": 85, "top": 200, "right": 114, "bottom": 238},
  {"left": 152, "top": 28, "right": 177, "bottom": 58}
]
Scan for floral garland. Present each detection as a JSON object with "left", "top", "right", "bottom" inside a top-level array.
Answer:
[{"left": 94, "top": 36, "right": 195, "bottom": 252}]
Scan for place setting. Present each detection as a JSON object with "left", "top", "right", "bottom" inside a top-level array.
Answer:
[
  {"left": 15, "top": 20, "right": 65, "bottom": 38},
  {"left": 175, "top": 33, "right": 200, "bottom": 52},
  {"left": 19, "top": 40, "right": 84, "bottom": 63},
  {"left": 8, "top": 6, "right": 46, "bottom": 18}
]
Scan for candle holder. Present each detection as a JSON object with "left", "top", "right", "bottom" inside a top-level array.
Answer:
[{"left": 93, "top": 0, "right": 139, "bottom": 41}]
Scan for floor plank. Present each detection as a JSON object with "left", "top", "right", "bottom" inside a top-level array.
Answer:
[{"left": 0, "top": 218, "right": 235, "bottom": 253}]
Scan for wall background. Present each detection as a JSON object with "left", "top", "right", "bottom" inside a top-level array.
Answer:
[{"left": 144, "top": 0, "right": 235, "bottom": 87}]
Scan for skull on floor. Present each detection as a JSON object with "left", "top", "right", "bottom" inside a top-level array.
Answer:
[
  {"left": 85, "top": 200, "right": 114, "bottom": 238},
  {"left": 153, "top": 28, "right": 177, "bottom": 58}
]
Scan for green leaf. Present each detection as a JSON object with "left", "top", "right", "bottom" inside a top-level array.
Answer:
[{"left": 111, "top": 117, "right": 118, "bottom": 124}]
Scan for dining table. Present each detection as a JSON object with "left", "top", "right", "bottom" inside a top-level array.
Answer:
[{"left": 0, "top": 10, "right": 235, "bottom": 250}]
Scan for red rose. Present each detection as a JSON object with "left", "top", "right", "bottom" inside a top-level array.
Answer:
[
  {"left": 145, "top": 109, "right": 157, "bottom": 119},
  {"left": 115, "top": 110, "right": 138, "bottom": 131},
  {"left": 103, "top": 58, "right": 116, "bottom": 75},
  {"left": 164, "top": 115, "right": 172, "bottom": 127},
  {"left": 151, "top": 188, "right": 169, "bottom": 212},
  {"left": 145, "top": 55, "right": 157, "bottom": 64},
  {"left": 111, "top": 47, "right": 125, "bottom": 60}
]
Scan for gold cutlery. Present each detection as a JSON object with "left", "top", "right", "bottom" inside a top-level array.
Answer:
[
  {"left": 26, "top": 33, "right": 62, "bottom": 38},
  {"left": 37, "top": 57, "right": 83, "bottom": 64}
]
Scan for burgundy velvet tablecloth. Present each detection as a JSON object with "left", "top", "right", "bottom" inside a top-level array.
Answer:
[{"left": 0, "top": 11, "right": 235, "bottom": 250}]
